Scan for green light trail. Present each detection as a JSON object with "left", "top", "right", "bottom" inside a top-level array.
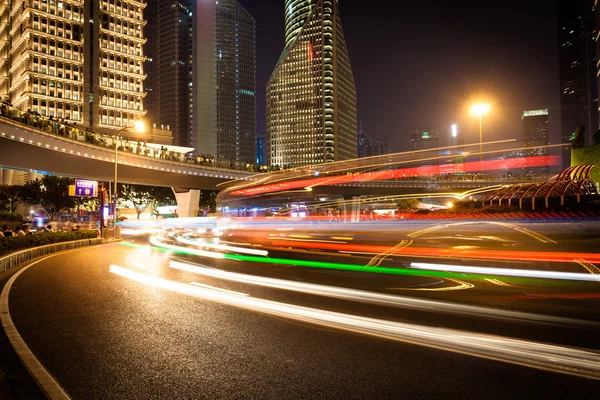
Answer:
[{"left": 118, "top": 240, "right": 581, "bottom": 287}]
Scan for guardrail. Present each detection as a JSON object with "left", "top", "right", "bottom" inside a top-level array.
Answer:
[{"left": 0, "top": 238, "right": 102, "bottom": 275}]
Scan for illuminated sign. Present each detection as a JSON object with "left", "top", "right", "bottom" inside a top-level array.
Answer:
[
  {"left": 523, "top": 109, "right": 548, "bottom": 118},
  {"left": 451, "top": 124, "right": 458, "bottom": 138},
  {"left": 74, "top": 180, "right": 98, "bottom": 197}
]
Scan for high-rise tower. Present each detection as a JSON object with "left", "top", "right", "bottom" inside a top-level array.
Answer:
[
  {"left": 1, "top": 1, "right": 147, "bottom": 133},
  {"left": 216, "top": 0, "right": 256, "bottom": 164},
  {"left": 267, "top": 0, "right": 357, "bottom": 168},
  {"left": 558, "top": 0, "right": 598, "bottom": 167}
]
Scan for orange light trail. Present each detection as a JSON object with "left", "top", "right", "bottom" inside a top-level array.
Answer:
[{"left": 265, "top": 239, "right": 600, "bottom": 264}]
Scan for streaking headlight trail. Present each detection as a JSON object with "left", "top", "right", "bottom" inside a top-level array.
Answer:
[
  {"left": 168, "top": 260, "right": 594, "bottom": 327},
  {"left": 110, "top": 265, "right": 600, "bottom": 381},
  {"left": 411, "top": 262, "right": 600, "bottom": 282}
]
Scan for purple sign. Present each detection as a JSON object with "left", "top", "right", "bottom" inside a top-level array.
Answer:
[{"left": 75, "top": 180, "right": 98, "bottom": 197}]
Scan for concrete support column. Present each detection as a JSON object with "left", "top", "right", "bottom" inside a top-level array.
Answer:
[
  {"left": 173, "top": 189, "right": 201, "bottom": 218},
  {"left": 2, "top": 169, "right": 13, "bottom": 185}
]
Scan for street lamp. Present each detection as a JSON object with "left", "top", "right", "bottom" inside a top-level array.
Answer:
[
  {"left": 113, "top": 121, "right": 145, "bottom": 236},
  {"left": 470, "top": 103, "right": 490, "bottom": 174}
]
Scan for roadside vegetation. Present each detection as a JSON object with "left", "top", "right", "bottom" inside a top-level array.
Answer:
[{"left": 0, "top": 230, "right": 98, "bottom": 257}]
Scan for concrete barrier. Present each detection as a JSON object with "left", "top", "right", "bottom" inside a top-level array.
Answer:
[{"left": 0, "top": 238, "right": 103, "bottom": 275}]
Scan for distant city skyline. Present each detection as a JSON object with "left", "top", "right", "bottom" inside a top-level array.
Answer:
[{"left": 241, "top": 0, "right": 559, "bottom": 154}]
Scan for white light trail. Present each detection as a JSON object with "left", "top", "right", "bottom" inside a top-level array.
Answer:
[
  {"left": 176, "top": 236, "right": 268, "bottom": 256},
  {"left": 109, "top": 265, "right": 600, "bottom": 380},
  {"left": 411, "top": 262, "right": 600, "bottom": 282},
  {"left": 149, "top": 236, "right": 225, "bottom": 259},
  {"left": 167, "top": 261, "right": 592, "bottom": 327}
]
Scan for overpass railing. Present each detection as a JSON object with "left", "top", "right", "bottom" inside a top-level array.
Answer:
[{"left": 0, "top": 102, "right": 264, "bottom": 173}]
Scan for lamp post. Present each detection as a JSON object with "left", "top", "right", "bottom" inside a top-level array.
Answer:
[
  {"left": 113, "top": 121, "right": 145, "bottom": 237},
  {"left": 470, "top": 104, "right": 490, "bottom": 175}
]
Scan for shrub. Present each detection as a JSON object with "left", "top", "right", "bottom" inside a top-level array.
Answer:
[
  {"left": 0, "top": 229, "right": 98, "bottom": 257},
  {"left": 0, "top": 211, "right": 21, "bottom": 221}
]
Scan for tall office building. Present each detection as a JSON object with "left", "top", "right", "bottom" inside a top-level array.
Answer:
[
  {"left": 522, "top": 109, "right": 549, "bottom": 154},
  {"left": 143, "top": 0, "right": 157, "bottom": 130},
  {"left": 267, "top": 0, "right": 357, "bottom": 168},
  {"left": 357, "top": 123, "right": 372, "bottom": 158},
  {"left": 1, "top": 1, "right": 147, "bottom": 133},
  {"left": 256, "top": 135, "right": 266, "bottom": 165},
  {"left": 151, "top": 0, "right": 190, "bottom": 147},
  {"left": 410, "top": 129, "right": 439, "bottom": 151},
  {"left": 558, "top": 0, "right": 598, "bottom": 167},
  {"left": 216, "top": 0, "right": 256, "bottom": 164},
  {"left": 373, "top": 136, "right": 392, "bottom": 156},
  {"left": 145, "top": 0, "right": 255, "bottom": 159}
]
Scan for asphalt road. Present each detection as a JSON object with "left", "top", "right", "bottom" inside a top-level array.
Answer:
[{"left": 4, "top": 222, "right": 600, "bottom": 399}]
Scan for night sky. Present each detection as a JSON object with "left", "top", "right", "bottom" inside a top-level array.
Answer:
[{"left": 240, "top": 0, "right": 559, "bottom": 153}]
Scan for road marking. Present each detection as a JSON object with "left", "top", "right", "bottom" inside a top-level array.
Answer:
[
  {"left": 366, "top": 240, "right": 413, "bottom": 267},
  {"left": 408, "top": 221, "right": 557, "bottom": 244},
  {"left": 0, "top": 253, "right": 80, "bottom": 400},
  {"left": 575, "top": 258, "right": 600, "bottom": 275},
  {"left": 484, "top": 278, "right": 511, "bottom": 287},
  {"left": 388, "top": 278, "right": 474, "bottom": 292}
]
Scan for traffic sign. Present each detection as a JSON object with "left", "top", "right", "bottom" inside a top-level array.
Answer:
[{"left": 74, "top": 180, "right": 98, "bottom": 197}]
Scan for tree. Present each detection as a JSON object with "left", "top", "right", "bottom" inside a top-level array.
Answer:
[
  {"left": 199, "top": 190, "right": 218, "bottom": 215},
  {"left": 21, "top": 179, "right": 43, "bottom": 208},
  {"left": 397, "top": 198, "right": 421, "bottom": 210},
  {"left": 118, "top": 184, "right": 153, "bottom": 219},
  {"left": 21, "top": 177, "right": 75, "bottom": 221},
  {"left": 0, "top": 185, "right": 24, "bottom": 213},
  {"left": 40, "top": 176, "right": 75, "bottom": 221},
  {"left": 148, "top": 186, "right": 177, "bottom": 219}
]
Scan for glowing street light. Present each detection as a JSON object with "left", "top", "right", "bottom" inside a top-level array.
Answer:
[
  {"left": 113, "top": 121, "right": 145, "bottom": 236},
  {"left": 470, "top": 103, "right": 490, "bottom": 174}
]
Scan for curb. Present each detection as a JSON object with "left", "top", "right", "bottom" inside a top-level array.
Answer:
[
  {"left": 0, "top": 239, "right": 104, "bottom": 399},
  {"left": 0, "top": 238, "right": 102, "bottom": 276}
]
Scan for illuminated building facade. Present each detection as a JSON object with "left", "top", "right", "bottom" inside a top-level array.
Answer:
[
  {"left": 522, "top": 109, "right": 549, "bottom": 154},
  {"left": 216, "top": 0, "right": 256, "bottom": 164},
  {"left": 558, "top": 0, "right": 598, "bottom": 167},
  {"left": 256, "top": 135, "right": 266, "bottom": 165},
  {"left": 148, "top": 0, "right": 190, "bottom": 147},
  {"left": 267, "top": 0, "right": 357, "bottom": 168},
  {"left": 410, "top": 129, "right": 439, "bottom": 151},
  {"left": 1, "top": 0, "right": 147, "bottom": 133}
]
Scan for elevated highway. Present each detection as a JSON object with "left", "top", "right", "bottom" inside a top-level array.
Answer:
[{"left": 0, "top": 117, "right": 254, "bottom": 190}]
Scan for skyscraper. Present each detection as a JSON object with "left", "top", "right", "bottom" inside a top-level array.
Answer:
[
  {"left": 216, "top": 0, "right": 256, "bottom": 164},
  {"left": 410, "top": 129, "right": 439, "bottom": 151},
  {"left": 357, "top": 123, "right": 372, "bottom": 158},
  {"left": 145, "top": 0, "right": 255, "bottom": 160},
  {"left": 373, "top": 136, "right": 392, "bottom": 156},
  {"left": 522, "top": 109, "right": 549, "bottom": 154},
  {"left": 1, "top": 1, "right": 147, "bottom": 133},
  {"left": 151, "top": 0, "right": 190, "bottom": 147},
  {"left": 267, "top": 0, "right": 357, "bottom": 168},
  {"left": 558, "top": 0, "right": 598, "bottom": 167},
  {"left": 256, "top": 135, "right": 266, "bottom": 165}
]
